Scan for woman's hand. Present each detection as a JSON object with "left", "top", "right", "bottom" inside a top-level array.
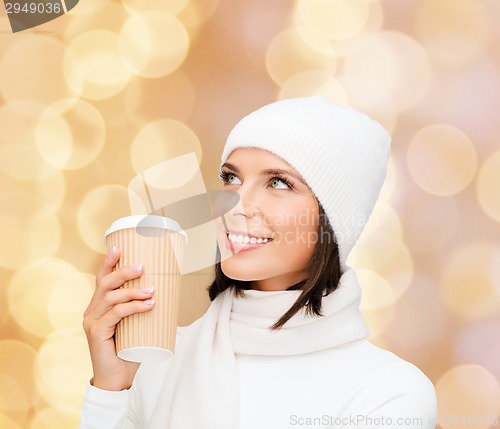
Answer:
[{"left": 83, "top": 246, "right": 155, "bottom": 391}]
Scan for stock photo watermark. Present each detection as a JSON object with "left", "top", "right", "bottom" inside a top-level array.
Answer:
[
  {"left": 288, "top": 414, "right": 499, "bottom": 427},
  {"left": 290, "top": 414, "right": 428, "bottom": 427},
  {"left": 227, "top": 209, "right": 382, "bottom": 247},
  {"left": 2, "top": 0, "right": 79, "bottom": 32}
]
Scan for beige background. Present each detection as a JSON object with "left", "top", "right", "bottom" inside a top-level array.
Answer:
[{"left": 1, "top": 0, "right": 500, "bottom": 428}]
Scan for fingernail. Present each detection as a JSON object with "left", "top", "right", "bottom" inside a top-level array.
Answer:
[
  {"left": 107, "top": 245, "right": 117, "bottom": 257},
  {"left": 130, "top": 263, "right": 143, "bottom": 273},
  {"left": 144, "top": 298, "right": 155, "bottom": 305},
  {"left": 141, "top": 287, "right": 154, "bottom": 294}
]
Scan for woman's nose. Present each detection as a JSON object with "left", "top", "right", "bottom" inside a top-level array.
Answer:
[{"left": 233, "top": 184, "right": 261, "bottom": 218}]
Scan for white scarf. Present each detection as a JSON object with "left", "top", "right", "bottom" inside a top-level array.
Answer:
[{"left": 148, "top": 267, "right": 368, "bottom": 428}]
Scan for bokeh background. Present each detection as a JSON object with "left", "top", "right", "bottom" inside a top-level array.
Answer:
[{"left": 1, "top": 0, "right": 500, "bottom": 428}]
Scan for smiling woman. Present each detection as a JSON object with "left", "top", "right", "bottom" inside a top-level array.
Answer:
[
  {"left": 210, "top": 148, "right": 344, "bottom": 330},
  {"left": 78, "top": 96, "right": 437, "bottom": 429}
]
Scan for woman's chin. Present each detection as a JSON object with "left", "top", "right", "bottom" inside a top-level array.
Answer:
[{"left": 220, "top": 261, "right": 261, "bottom": 282}]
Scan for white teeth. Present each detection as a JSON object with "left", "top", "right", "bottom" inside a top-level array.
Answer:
[{"left": 227, "top": 233, "right": 271, "bottom": 244}]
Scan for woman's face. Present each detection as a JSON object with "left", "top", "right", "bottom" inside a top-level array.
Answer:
[{"left": 215, "top": 148, "right": 319, "bottom": 291}]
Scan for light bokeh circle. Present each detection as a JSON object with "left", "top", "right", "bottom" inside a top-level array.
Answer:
[
  {"left": 266, "top": 26, "right": 337, "bottom": 87},
  {"left": 0, "top": 35, "right": 80, "bottom": 103},
  {"left": 409, "top": 57, "right": 500, "bottom": 147},
  {"left": 77, "top": 185, "right": 131, "bottom": 254},
  {"left": 407, "top": 124, "right": 477, "bottom": 196},
  {"left": 278, "top": 71, "right": 349, "bottom": 105},
  {"left": 338, "top": 76, "right": 397, "bottom": 134},
  {"left": 454, "top": 320, "right": 500, "bottom": 382},
  {"left": 0, "top": 374, "right": 28, "bottom": 414},
  {"left": 0, "top": 171, "right": 65, "bottom": 224},
  {"left": 0, "top": 340, "right": 38, "bottom": 412},
  {"left": 176, "top": 0, "right": 220, "bottom": 29},
  {"left": 64, "top": 30, "right": 133, "bottom": 100},
  {"left": 35, "top": 99, "right": 106, "bottom": 170},
  {"left": 358, "top": 268, "right": 396, "bottom": 309},
  {"left": 131, "top": 119, "right": 202, "bottom": 175},
  {"left": 415, "top": 0, "right": 489, "bottom": 67},
  {"left": 65, "top": 0, "right": 113, "bottom": 16},
  {"left": 28, "top": 406, "right": 81, "bottom": 429},
  {"left": 296, "top": 0, "right": 371, "bottom": 40},
  {"left": 119, "top": 11, "right": 189, "bottom": 78},
  {"left": 319, "top": 0, "right": 385, "bottom": 59},
  {"left": 361, "top": 200, "right": 403, "bottom": 242},
  {"left": 0, "top": 101, "right": 61, "bottom": 182},
  {"left": 0, "top": 168, "right": 65, "bottom": 270},
  {"left": 48, "top": 273, "right": 95, "bottom": 331},
  {"left": 34, "top": 329, "right": 92, "bottom": 410},
  {"left": 361, "top": 305, "right": 396, "bottom": 338},
  {"left": 343, "top": 31, "right": 432, "bottom": 112},
  {"left": 435, "top": 364, "right": 500, "bottom": 429},
  {"left": 349, "top": 231, "right": 414, "bottom": 301},
  {"left": 402, "top": 191, "right": 459, "bottom": 253},
  {"left": 476, "top": 150, "right": 500, "bottom": 223},
  {"left": 7, "top": 258, "right": 77, "bottom": 337},
  {"left": 440, "top": 242, "right": 499, "bottom": 320},
  {"left": 0, "top": 211, "right": 61, "bottom": 270},
  {"left": 64, "top": 3, "right": 129, "bottom": 40},
  {"left": 242, "top": 0, "right": 298, "bottom": 73},
  {"left": 124, "top": 72, "right": 196, "bottom": 125},
  {"left": 122, "top": 0, "right": 189, "bottom": 16}
]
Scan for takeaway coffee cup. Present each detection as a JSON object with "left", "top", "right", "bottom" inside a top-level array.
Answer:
[{"left": 104, "top": 215, "right": 187, "bottom": 363}]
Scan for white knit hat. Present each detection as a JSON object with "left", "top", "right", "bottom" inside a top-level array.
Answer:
[{"left": 220, "top": 96, "right": 391, "bottom": 271}]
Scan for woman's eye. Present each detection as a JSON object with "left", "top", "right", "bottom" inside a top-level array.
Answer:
[
  {"left": 270, "top": 178, "right": 289, "bottom": 189},
  {"left": 227, "top": 173, "right": 241, "bottom": 184}
]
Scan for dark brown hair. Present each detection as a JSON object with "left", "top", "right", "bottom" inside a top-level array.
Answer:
[{"left": 206, "top": 203, "right": 342, "bottom": 331}]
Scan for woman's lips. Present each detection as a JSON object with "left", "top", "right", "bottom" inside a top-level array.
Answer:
[{"left": 225, "top": 233, "right": 273, "bottom": 253}]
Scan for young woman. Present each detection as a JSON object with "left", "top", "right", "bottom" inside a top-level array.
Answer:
[{"left": 79, "top": 97, "right": 437, "bottom": 428}]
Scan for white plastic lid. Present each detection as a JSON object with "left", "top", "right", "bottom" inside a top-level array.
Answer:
[{"left": 104, "top": 215, "right": 188, "bottom": 242}]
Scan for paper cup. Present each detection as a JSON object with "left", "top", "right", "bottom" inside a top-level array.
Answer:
[{"left": 104, "top": 215, "right": 187, "bottom": 363}]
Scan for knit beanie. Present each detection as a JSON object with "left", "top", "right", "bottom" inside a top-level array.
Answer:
[{"left": 220, "top": 96, "right": 391, "bottom": 271}]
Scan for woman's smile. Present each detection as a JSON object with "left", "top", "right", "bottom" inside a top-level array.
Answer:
[{"left": 225, "top": 231, "right": 274, "bottom": 253}]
